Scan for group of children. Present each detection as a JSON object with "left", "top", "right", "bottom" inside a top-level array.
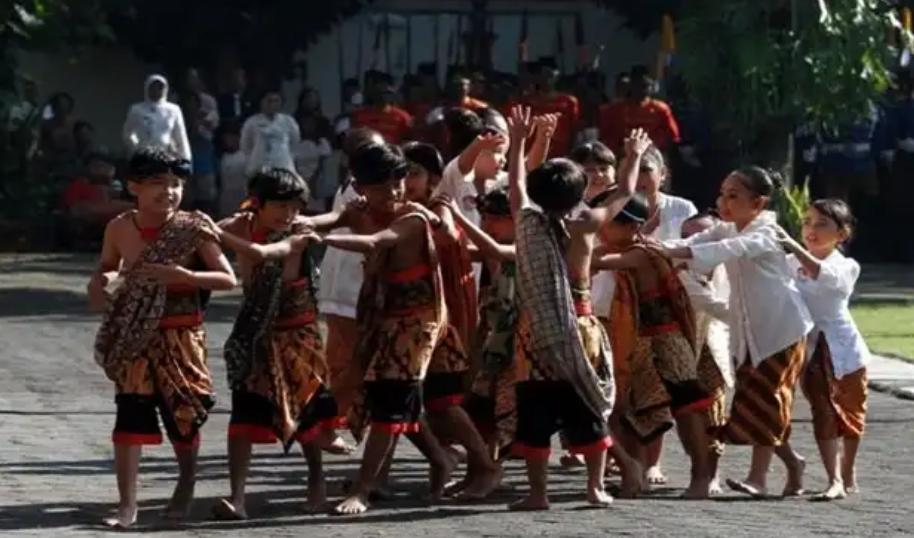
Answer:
[{"left": 87, "top": 102, "right": 871, "bottom": 528}]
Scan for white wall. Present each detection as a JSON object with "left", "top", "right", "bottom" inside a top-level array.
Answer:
[{"left": 19, "top": 0, "right": 658, "bottom": 148}]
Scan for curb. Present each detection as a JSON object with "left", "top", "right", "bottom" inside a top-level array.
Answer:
[{"left": 868, "top": 381, "right": 914, "bottom": 401}]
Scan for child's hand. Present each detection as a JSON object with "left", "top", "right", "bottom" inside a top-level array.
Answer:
[
  {"left": 533, "top": 113, "right": 560, "bottom": 140},
  {"left": 140, "top": 263, "right": 194, "bottom": 285},
  {"left": 87, "top": 273, "right": 111, "bottom": 312},
  {"left": 474, "top": 132, "right": 507, "bottom": 153},
  {"left": 773, "top": 225, "right": 800, "bottom": 251},
  {"left": 289, "top": 231, "right": 320, "bottom": 252},
  {"left": 507, "top": 105, "right": 534, "bottom": 141},
  {"left": 624, "top": 128, "right": 652, "bottom": 156}
]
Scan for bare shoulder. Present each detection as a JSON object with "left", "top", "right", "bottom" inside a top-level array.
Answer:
[
  {"left": 218, "top": 212, "right": 250, "bottom": 236},
  {"left": 105, "top": 210, "right": 135, "bottom": 235},
  {"left": 568, "top": 207, "right": 601, "bottom": 233}
]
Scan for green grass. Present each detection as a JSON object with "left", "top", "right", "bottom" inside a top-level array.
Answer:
[{"left": 851, "top": 303, "right": 914, "bottom": 361}]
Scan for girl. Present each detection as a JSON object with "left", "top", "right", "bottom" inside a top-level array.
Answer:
[
  {"left": 663, "top": 166, "right": 814, "bottom": 499},
  {"left": 778, "top": 199, "right": 870, "bottom": 501},
  {"left": 570, "top": 141, "right": 617, "bottom": 202}
]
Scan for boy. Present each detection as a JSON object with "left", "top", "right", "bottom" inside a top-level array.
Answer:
[
  {"left": 89, "top": 147, "right": 236, "bottom": 529},
  {"left": 305, "top": 143, "right": 462, "bottom": 515},
  {"left": 504, "top": 106, "right": 646, "bottom": 510},
  {"left": 210, "top": 167, "right": 338, "bottom": 519}
]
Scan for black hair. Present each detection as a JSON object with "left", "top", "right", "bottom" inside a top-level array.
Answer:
[
  {"left": 220, "top": 119, "right": 242, "bottom": 137},
  {"left": 342, "top": 127, "right": 384, "bottom": 157},
  {"left": 612, "top": 192, "right": 651, "bottom": 225},
  {"left": 402, "top": 141, "right": 444, "bottom": 178},
  {"left": 127, "top": 147, "right": 190, "bottom": 181},
  {"left": 615, "top": 72, "right": 631, "bottom": 84},
  {"left": 732, "top": 166, "right": 783, "bottom": 198},
  {"left": 526, "top": 158, "right": 587, "bottom": 215},
  {"left": 477, "top": 182, "right": 511, "bottom": 217},
  {"left": 444, "top": 107, "right": 485, "bottom": 155},
  {"left": 247, "top": 167, "right": 308, "bottom": 206},
  {"left": 479, "top": 107, "right": 509, "bottom": 138},
  {"left": 810, "top": 198, "right": 855, "bottom": 238},
  {"left": 49, "top": 91, "right": 74, "bottom": 111},
  {"left": 259, "top": 87, "right": 283, "bottom": 104},
  {"left": 349, "top": 143, "right": 409, "bottom": 186},
  {"left": 570, "top": 141, "right": 616, "bottom": 167}
]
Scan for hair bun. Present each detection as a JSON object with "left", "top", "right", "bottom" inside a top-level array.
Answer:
[{"left": 766, "top": 168, "right": 785, "bottom": 192}]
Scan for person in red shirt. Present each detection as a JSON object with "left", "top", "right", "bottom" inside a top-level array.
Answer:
[
  {"left": 528, "top": 59, "right": 580, "bottom": 158},
  {"left": 598, "top": 69, "right": 680, "bottom": 156},
  {"left": 349, "top": 72, "right": 414, "bottom": 144},
  {"left": 59, "top": 153, "right": 134, "bottom": 248}
]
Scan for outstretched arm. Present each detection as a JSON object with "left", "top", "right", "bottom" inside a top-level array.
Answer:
[
  {"left": 589, "top": 128, "right": 650, "bottom": 224},
  {"left": 321, "top": 214, "right": 425, "bottom": 254},
  {"left": 591, "top": 248, "right": 646, "bottom": 271},
  {"left": 448, "top": 203, "right": 515, "bottom": 262},
  {"left": 506, "top": 106, "right": 534, "bottom": 217}
]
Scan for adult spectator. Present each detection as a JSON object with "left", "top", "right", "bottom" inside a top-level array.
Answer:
[
  {"left": 240, "top": 88, "right": 300, "bottom": 177},
  {"left": 122, "top": 74, "right": 192, "bottom": 161},
  {"left": 217, "top": 66, "right": 257, "bottom": 123}
]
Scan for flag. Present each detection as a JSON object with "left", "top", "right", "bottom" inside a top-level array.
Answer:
[
  {"left": 519, "top": 10, "right": 529, "bottom": 63},
  {"left": 574, "top": 13, "right": 588, "bottom": 69}
]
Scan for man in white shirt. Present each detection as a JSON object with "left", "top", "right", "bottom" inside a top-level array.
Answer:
[
  {"left": 122, "top": 75, "right": 192, "bottom": 161},
  {"left": 240, "top": 89, "right": 301, "bottom": 177}
]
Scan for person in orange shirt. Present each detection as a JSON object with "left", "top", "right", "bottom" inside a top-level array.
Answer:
[
  {"left": 350, "top": 72, "right": 414, "bottom": 145},
  {"left": 598, "top": 69, "right": 680, "bottom": 156},
  {"left": 529, "top": 59, "right": 580, "bottom": 158}
]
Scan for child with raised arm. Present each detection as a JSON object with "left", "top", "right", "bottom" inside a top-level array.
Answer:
[
  {"left": 210, "top": 168, "right": 338, "bottom": 519},
  {"left": 778, "top": 199, "right": 870, "bottom": 501},
  {"left": 307, "top": 143, "right": 460, "bottom": 515},
  {"left": 88, "top": 148, "right": 236, "bottom": 529},
  {"left": 662, "top": 166, "right": 814, "bottom": 499}
]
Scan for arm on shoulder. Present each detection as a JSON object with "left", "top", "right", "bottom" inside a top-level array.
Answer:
[{"left": 591, "top": 247, "right": 646, "bottom": 271}]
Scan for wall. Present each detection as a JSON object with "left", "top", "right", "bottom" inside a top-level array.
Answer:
[{"left": 19, "top": 0, "right": 657, "bottom": 148}]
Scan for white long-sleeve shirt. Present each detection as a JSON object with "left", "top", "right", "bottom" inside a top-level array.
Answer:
[
  {"left": 122, "top": 101, "right": 191, "bottom": 161},
  {"left": 240, "top": 113, "right": 300, "bottom": 176},
  {"left": 667, "top": 210, "right": 813, "bottom": 367},
  {"left": 788, "top": 250, "right": 870, "bottom": 378}
]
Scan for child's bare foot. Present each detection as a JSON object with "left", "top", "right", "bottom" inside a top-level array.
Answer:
[
  {"left": 444, "top": 476, "right": 470, "bottom": 497},
  {"left": 211, "top": 499, "right": 247, "bottom": 521},
  {"left": 619, "top": 460, "right": 644, "bottom": 499},
  {"left": 810, "top": 481, "right": 847, "bottom": 502},
  {"left": 427, "top": 455, "right": 457, "bottom": 503},
  {"left": 460, "top": 466, "right": 504, "bottom": 500},
  {"left": 587, "top": 487, "right": 613, "bottom": 507},
  {"left": 604, "top": 461, "right": 621, "bottom": 477},
  {"left": 782, "top": 457, "right": 806, "bottom": 497},
  {"left": 304, "top": 481, "right": 327, "bottom": 513},
  {"left": 844, "top": 483, "right": 860, "bottom": 495},
  {"left": 726, "top": 478, "right": 768, "bottom": 499},
  {"left": 645, "top": 465, "right": 667, "bottom": 485},
  {"left": 709, "top": 476, "right": 723, "bottom": 495},
  {"left": 508, "top": 495, "right": 550, "bottom": 511},
  {"left": 163, "top": 478, "right": 195, "bottom": 520},
  {"left": 103, "top": 504, "right": 138, "bottom": 529},
  {"left": 559, "top": 453, "right": 585, "bottom": 468},
  {"left": 321, "top": 431, "right": 356, "bottom": 455},
  {"left": 341, "top": 478, "right": 395, "bottom": 501},
  {"left": 681, "top": 476, "right": 711, "bottom": 500},
  {"left": 333, "top": 493, "right": 369, "bottom": 515},
  {"left": 446, "top": 446, "right": 467, "bottom": 464}
]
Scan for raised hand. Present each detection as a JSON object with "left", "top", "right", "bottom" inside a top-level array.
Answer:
[
  {"left": 624, "top": 128, "right": 652, "bottom": 156},
  {"left": 507, "top": 105, "right": 534, "bottom": 141}
]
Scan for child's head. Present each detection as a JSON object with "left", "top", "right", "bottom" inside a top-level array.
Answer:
[
  {"left": 127, "top": 147, "right": 190, "bottom": 214},
  {"left": 526, "top": 158, "right": 586, "bottom": 217},
  {"left": 444, "top": 107, "right": 484, "bottom": 156},
  {"left": 246, "top": 168, "right": 308, "bottom": 231},
  {"left": 635, "top": 145, "right": 667, "bottom": 195},
  {"left": 570, "top": 141, "right": 616, "bottom": 194},
  {"left": 86, "top": 152, "right": 116, "bottom": 181},
  {"left": 349, "top": 143, "right": 409, "bottom": 213},
  {"left": 717, "top": 166, "right": 780, "bottom": 226},
  {"left": 402, "top": 142, "right": 444, "bottom": 202},
  {"left": 801, "top": 198, "right": 854, "bottom": 254},
  {"left": 478, "top": 182, "right": 514, "bottom": 242},
  {"left": 596, "top": 190, "right": 650, "bottom": 246},
  {"left": 221, "top": 121, "right": 242, "bottom": 152},
  {"left": 681, "top": 209, "right": 719, "bottom": 239}
]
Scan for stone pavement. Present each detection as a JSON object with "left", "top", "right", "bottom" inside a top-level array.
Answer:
[{"left": 2, "top": 254, "right": 914, "bottom": 537}]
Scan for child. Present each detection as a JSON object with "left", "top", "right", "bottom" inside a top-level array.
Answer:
[
  {"left": 307, "top": 143, "right": 461, "bottom": 515},
  {"left": 59, "top": 152, "right": 133, "bottom": 249},
  {"left": 663, "top": 166, "right": 814, "bottom": 499},
  {"left": 218, "top": 121, "right": 248, "bottom": 218},
  {"left": 779, "top": 199, "right": 870, "bottom": 501},
  {"left": 88, "top": 148, "right": 236, "bottom": 529},
  {"left": 593, "top": 195, "right": 714, "bottom": 499},
  {"left": 211, "top": 168, "right": 338, "bottom": 519},
  {"left": 677, "top": 211, "right": 733, "bottom": 495},
  {"left": 401, "top": 141, "right": 502, "bottom": 499},
  {"left": 569, "top": 141, "right": 617, "bottom": 202},
  {"left": 504, "top": 107, "right": 646, "bottom": 510}
]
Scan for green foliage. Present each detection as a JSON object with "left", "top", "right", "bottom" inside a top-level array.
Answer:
[
  {"left": 773, "top": 181, "right": 811, "bottom": 239},
  {"left": 674, "top": 0, "right": 897, "bottom": 168}
]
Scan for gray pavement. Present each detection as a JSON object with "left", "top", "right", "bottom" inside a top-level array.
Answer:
[{"left": 2, "top": 253, "right": 914, "bottom": 537}]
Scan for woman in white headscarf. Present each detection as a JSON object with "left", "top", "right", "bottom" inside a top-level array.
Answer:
[{"left": 122, "top": 75, "right": 191, "bottom": 160}]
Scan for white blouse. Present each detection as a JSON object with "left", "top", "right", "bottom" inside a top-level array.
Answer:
[
  {"left": 651, "top": 193, "right": 698, "bottom": 241},
  {"left": 679, "top": 266, "right": 733, "bottom": 387},
  {"left": 122, "top": 101, "right": 191, "bottom": 161},
  {"left": 788, "top": 250, "right": 870, "bottom": 378},
  {"left": 317, "top": 184, "right": 365, "bottom": 319},
  {"left": 669, "top": 210, "right": 814, "bottom": 367},
  {"left": 240, "top": 113, "right": 301, "bottom": 176}
]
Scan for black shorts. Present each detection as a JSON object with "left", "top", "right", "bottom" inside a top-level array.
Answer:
[
  {"left": 113, "top": 393, "right": 212, "bottom": 449},
  {"left": 365, "top": 379, "right": 423, "bottom": 434},
  {"left": 423, "top": 372, "right": 466, "bottom": 412},
  {"left": 513, "top": 380, "right": 611, "bottom": 460},
  {"left": 228, "top": 385, "right": 339, "bottom": 445}
]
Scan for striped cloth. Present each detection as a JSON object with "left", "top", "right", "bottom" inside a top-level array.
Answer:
[{"left": 514, "top": 206, "right": 613, "bottom": 420}]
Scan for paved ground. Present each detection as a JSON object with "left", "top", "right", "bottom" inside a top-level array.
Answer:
[{"left": 2, "top": 254, "right": 914, "bottom": 537}]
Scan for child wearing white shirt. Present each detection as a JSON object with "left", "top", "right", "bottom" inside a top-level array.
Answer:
[
  {"left": 779, "top": 199, "right": 869, "bottom": 501},
  {"left": 664, "top": 166, "right": 814, "bottom": 500}
]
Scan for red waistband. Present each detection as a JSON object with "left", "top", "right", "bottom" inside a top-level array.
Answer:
[
  {"left": 274, "top": 310, "right": 318, "bottom": 329},
  {"left": 159, "top": 312, "right": 204, "bottom": 329},
  {"left": 387, "top": 264, "right": 431, "bottom": 283},
  {"left": 574, "top": 299, "right": 593, "bottom": 317}
]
